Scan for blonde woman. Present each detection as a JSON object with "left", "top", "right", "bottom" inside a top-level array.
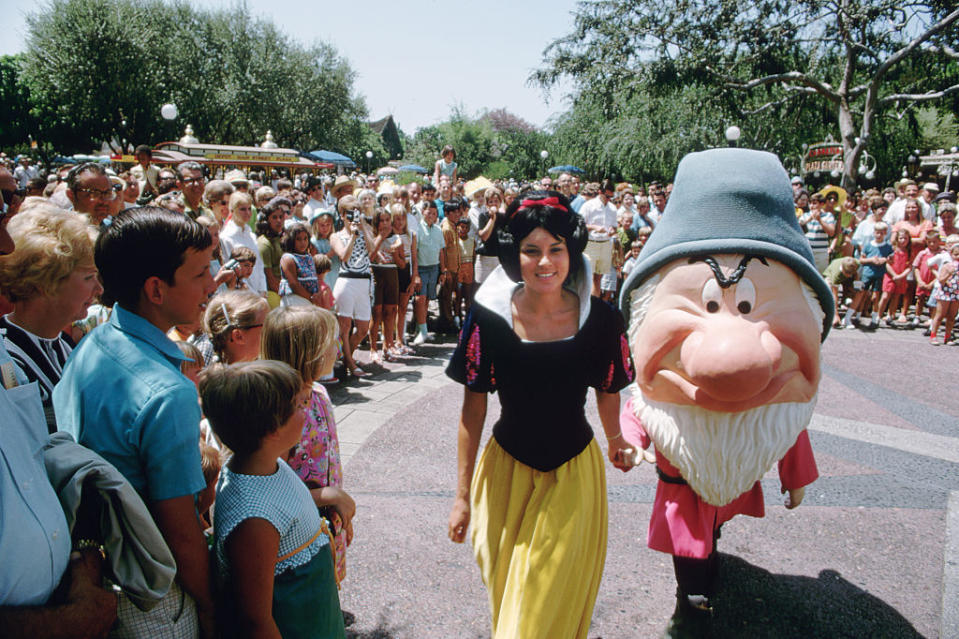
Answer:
[{"left": 0, "top": 204, "right": 101, "bottom": 430}]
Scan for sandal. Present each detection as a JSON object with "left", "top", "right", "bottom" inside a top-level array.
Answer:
[{"left": 349, "top": 366, "right": 370, "bottom": 378}]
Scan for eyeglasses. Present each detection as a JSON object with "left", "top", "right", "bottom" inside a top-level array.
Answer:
[
  {"left": 180, "top": 177, "right": 205, "bottom": 186},
  {"left": 74, "top": 188, "right": 117, "bottom": 200},
  {"left": 158, "top": 176, "right": 176, "bottom": 182},
  {"left": 217, "top": 199, "right": 229, "bottom": 206},
  {"left": 112, "top": 183, "right": 123, "bottom": 192}
]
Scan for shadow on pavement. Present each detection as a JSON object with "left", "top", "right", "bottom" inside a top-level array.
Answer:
[{"left": 711, "top": 554, "right": 923, "bottom": 638}]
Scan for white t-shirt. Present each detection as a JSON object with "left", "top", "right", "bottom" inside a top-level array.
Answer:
[
  {"left": 579, "top": 197, "right": 617, "bottom": 241},
  {"left": 220, "top": 219, "right": 267, "bottom": 294}
]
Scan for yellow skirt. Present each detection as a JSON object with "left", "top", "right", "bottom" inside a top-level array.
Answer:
[{"left": 470, "top": 437, "right": 608, "bottom": 639}]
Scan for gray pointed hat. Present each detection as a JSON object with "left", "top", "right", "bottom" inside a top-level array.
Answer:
[{"left": 618, "top": 148, "right": 834, "bottom": 340}]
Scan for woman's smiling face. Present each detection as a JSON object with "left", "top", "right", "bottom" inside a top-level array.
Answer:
[{"left": 519, "top": 227, "right": 569, "bottom": 293}]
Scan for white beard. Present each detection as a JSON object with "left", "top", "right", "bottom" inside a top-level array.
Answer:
[{"left": 631, "top": 386, "right": 817, "bottom": 507}]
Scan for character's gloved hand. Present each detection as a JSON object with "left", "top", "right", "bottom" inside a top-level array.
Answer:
[{"left": 782, "top": 486, "right": 805, "bottom": 509}]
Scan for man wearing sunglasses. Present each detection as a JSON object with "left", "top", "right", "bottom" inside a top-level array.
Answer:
[{"left": 66, "top": 162, "right": 116, "bottom": 226}]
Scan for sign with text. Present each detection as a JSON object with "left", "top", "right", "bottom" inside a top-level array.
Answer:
[{"left": 803, "top": 143, "right": 844, "bottom": 175}]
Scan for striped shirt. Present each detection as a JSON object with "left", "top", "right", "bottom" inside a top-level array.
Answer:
[{"left": 0, "top": 315, "right": 72, "bottom": 432}]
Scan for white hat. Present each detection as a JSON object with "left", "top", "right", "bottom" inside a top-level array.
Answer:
[{"left": 923, "top": 182, "right": 940, "bottom": 192}]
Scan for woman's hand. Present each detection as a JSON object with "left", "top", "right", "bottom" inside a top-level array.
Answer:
[
  {"left": 448, "top": 497, "right": 470, "bottom": 543},
  {"left": 606, "top": 432, "right": 654, "bottom": 471}
]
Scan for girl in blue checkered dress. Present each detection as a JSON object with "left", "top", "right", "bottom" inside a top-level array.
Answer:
[{"left": 202, "top": 360, "right": 345, "bottom": 639}]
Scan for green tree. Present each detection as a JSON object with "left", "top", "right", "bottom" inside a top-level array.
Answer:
[
  {"left": 0, "top": 55, "right": 41, "bottom": 154},
  {"left": 19, "top": 0, "right": 369, "bottom": 155},
  {"left": 535, "top": 0, "right": 959, "bottom": 190}
]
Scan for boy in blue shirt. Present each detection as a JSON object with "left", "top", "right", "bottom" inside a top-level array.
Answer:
[
  {"left": 858, "top": 222, "right": 893, "bottom": 329},
  {"left": 54, "top": 207, "right": 218, "bottom": 637}
]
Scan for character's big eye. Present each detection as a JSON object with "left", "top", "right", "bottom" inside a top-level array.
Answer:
[
  {"left": 735, "top": 278, "right": 756, "bottom": 314},
  {"left": 701, "top": 278, "right": 722, "bottom": 313}
]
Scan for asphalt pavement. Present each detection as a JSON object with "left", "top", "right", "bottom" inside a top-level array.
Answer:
[{"left": 327, "top": 325, "right": 958, "bottom": 639}]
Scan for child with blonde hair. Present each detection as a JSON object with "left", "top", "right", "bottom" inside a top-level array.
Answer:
[
  {"left": 261, "top": 305, "right": 355, "bottom": 589},
  {"left": 202, "top": 289, "right": 269, "bottom": 364},
  {"left": 202, "top": 360, "right": 345, "bottom": 639}
]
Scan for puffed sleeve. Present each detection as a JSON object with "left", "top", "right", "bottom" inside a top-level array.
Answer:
[
  {"left": 445, "top": 306, "right": 497, "bottom": 393},
  {"left": 590, "top": 301, "right": 635, "bottom": 393}
]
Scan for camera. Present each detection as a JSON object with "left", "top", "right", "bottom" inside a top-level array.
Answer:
[
  {"left": 346, "top": 209, "right": 360, "bottom": 222},
  {"left": 222, "top": 258, "right": 239, "bottom": 271}
]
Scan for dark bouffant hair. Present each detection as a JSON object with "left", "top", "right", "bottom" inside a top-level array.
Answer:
[{"left": 497, "top": 190, "right": 587, "bottom": 283}]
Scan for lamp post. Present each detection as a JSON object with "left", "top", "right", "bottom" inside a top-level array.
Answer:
[
  {"left": 160, "top": 103, "right": 177, "bottom": 141},
  {"left": 725, "top": 125, "right": 741, "bottom": 148},
  {"left": 858, "top": 150, "right": 877, "bottom": 183},
  {"left": 906, "top": 150, "right": 920, "bottom": 179},
  {"left": 540, "top": 150, "right": 549, "bottom": 177},
  {"left": 365, "top": 150, "right": 373, "bottom": 175}
]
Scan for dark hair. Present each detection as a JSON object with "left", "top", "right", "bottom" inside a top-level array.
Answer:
[
  {"left": 600, "top": 179, "right": 615, "bottom": 194},
  {"left": 176, "top": 161, "right": 204, "bottom": 179},
  {"left": 66, "top": 162, "right": 107, "bottom": 191},
  {"left": 256, "top": 196, "right": 293, "bottom": 238},
  {"left": 134, "top": 144, "right": 152, "bottom": 157},
  {"left": 441, "top": 145, "right": 455, "bottom": 160},
  {"left": 199, "top": 360, "right": 303, "bottom": 456},
  {"left": 280, "top": 222, "right": 310, "bottom": 253},
  {"left": 262, "top": 196, "right": 293, "bottom": 217},
  {"left": 498, "top": 190, "right": 587, "bottom": 283},
  {"left": 95, "top": 206, "right": 212, "bottom": 310}
]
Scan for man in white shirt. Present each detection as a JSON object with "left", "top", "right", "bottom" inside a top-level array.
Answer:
[
  {"left": 13, "top": 157, "right": 39, "bottom": 189},
  {"left": 578, "top": 179, "right": 618, "bottom": 297},
  {"left": 887, "top": 181, "right": 932, "bottom": 224}
]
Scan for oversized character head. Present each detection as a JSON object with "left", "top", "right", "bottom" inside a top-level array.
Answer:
[{"left": 619, "top": 149, "right": 833, "bottom": 506}]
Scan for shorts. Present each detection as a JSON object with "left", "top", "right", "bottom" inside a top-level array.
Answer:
[
  {"left": 458, "top": 262, "right": 474, "bottom": 285},
  {"left": 372, "top": 265, "right": 399, "bottom": 306},
  {"left": 584, "top": 240, "right": 613, "bottom": 275},
  {"left": 333, "top": 276, "right": 372, "bottom": 321},
  {"left": 418, "top": 264, "right": 440, "bottom": 301},
  {"left": 397, "top": 263, "right": 412, "bottom": 294},
  {"left": 862, "top": 271, "right": 883, "bottom": 292}
]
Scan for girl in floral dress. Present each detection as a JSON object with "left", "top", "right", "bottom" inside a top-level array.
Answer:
[
  {"left": 929, "top": 239, "right": 959, "bottom": 345},
  {"left": 261, "top": 304, "right": 354, "bottom": 586}
]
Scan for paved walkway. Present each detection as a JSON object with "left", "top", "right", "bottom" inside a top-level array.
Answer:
[{"left": 327, "top": 327, "right": 958, "bottom": 639}]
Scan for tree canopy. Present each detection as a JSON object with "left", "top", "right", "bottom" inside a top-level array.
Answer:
[
  {"left": 535, "top": 0, "right": 959, "bottom": 188},
  {"left": 19, "top": 0, "right": 368, "bottom": 156}
]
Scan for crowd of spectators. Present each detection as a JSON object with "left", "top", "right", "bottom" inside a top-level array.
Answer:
[{"left": 1, "top": 141, "right": 958, "bottom": 638}]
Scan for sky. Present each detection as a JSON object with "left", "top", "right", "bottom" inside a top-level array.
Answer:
[{"left": 0, "top": 0, "right": 580, "bottom": 134}]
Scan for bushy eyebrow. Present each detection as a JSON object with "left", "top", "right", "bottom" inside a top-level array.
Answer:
[{"left": 688, "top": 254, "right": 768, "bottom": 289}]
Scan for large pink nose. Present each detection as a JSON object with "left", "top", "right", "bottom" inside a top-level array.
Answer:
[{"left": 680, "top": 317, "right": 781, "bottom": 402}]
